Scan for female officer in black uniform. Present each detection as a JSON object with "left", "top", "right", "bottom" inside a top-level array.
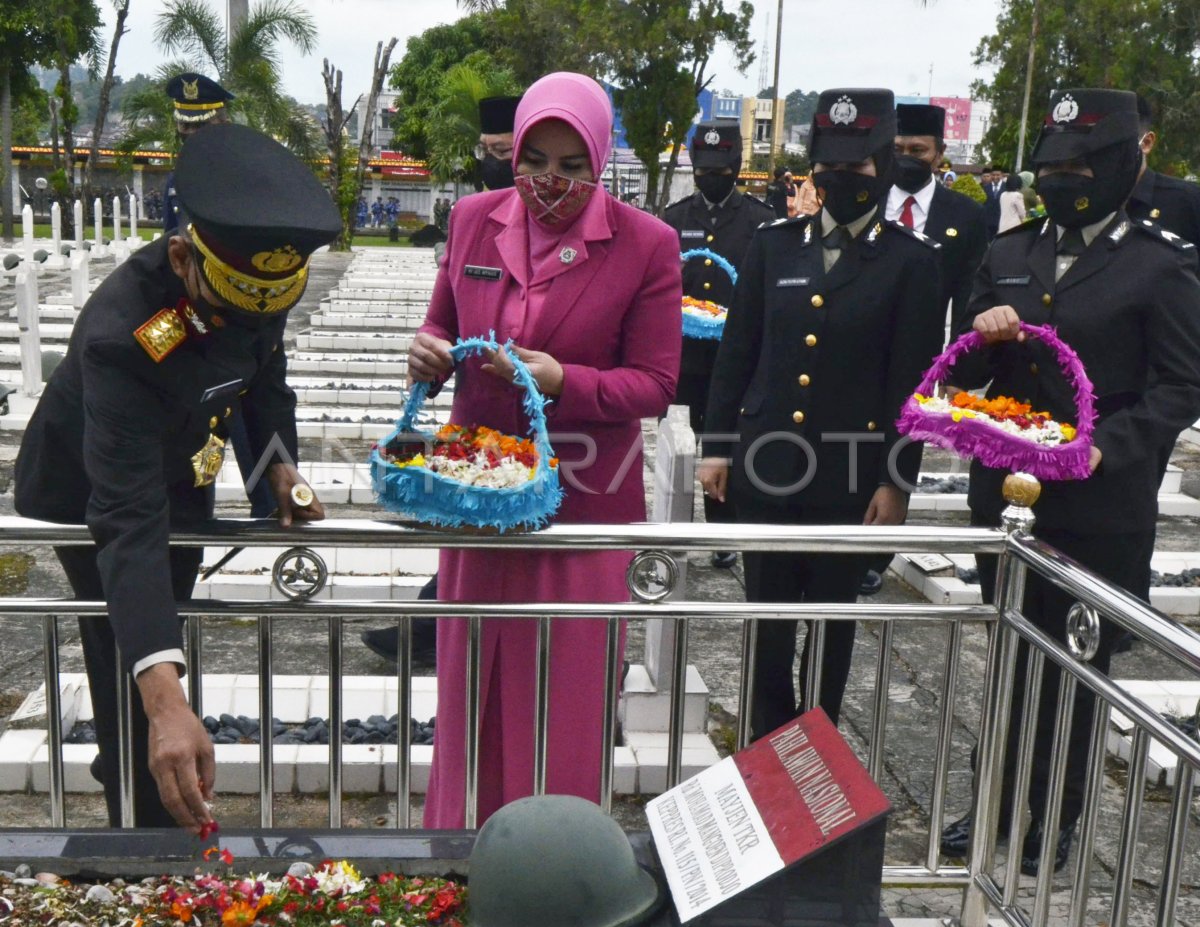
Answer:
[{"left": 699, "top": 88, "right": 944, "bottom": 738}]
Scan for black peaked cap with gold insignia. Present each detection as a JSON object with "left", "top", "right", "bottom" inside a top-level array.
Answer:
[
  {"left": 175, "top": 123, "right": 342, "bottom": 316},
  {"left": 810, "top": 88, "right": 896, "bottom": 164},
  {"left": 1032, "top": 88, "right": 1139, "bottom": 165},
  {"left": 166, "top": 73, "right": 235, "bottom": 124},
  {"left": 896, "top": 103, "right": 945, "bottom": 140}
]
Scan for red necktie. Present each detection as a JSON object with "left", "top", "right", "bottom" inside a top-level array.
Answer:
[{"left": 899, "top": 195, "right": 916, "bottom": 229}]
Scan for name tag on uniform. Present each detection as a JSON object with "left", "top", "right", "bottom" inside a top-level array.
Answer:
[
  {"left": 200, "top": 378, "right": 244, "bottom": 403},
  {"left": 996, "top": 275, "right": 1031, "bottom": 285},
  {"left": 681, "top": 230, "right": 706, "bottom": 239},
  {"left": 465, "top": 265, "right": 503, "bottom": 281},
  {"left": 777, "top": 277, "right": 811, "bottom": 287}
]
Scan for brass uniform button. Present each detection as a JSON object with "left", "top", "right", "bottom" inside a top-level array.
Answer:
[
  {"left": 703, "top": 281, "right": 712, "bottom": 290},
  {"left": 1030, "top": 363, "right": 1039, "bottom": 374},
  {"left": 706, "top": 234, "right": 714, "bottom": 243},
  {"left": 209, "top": 416, "right": 218, "bottom": 429},
  {"left": 224, "top": 407, "right": 232, "bottom": 417},
  {"left": 805, "top": 334, "right": 817, "bottom": 347},
  {"left": 798, "top": 374, "right": 810, "bottom": 386},
  {"left": 704, "top": 258, "right": 713, "bottom": 266},
  {"left": 946, "top": 228, "right": 958, "bottom": 238},
  {"left": 867, "top": 421, "right": 877, "bottom": 431},
  {"left": 1151, "top": 208, "right": 1161, "bottom": 219},
  {"left": 792, "top": 411, "right": 805, "bottom": 424},
  {"left": 811, "top": 294, "right": 824, "bottom": 308},
  {"left": 1042, "top": 293, "right": 1052, "bottom": 306}
]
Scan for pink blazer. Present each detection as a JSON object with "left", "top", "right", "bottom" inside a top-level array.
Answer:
[{"left": 419, "top": 188, "right": 682, "bottom": 524}]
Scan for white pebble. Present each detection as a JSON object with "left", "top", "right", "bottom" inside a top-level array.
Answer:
[{"left": 85, "top": 883, "right": 116, "bottom": 904}]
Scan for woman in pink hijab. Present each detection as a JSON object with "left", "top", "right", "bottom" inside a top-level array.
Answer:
[{"left": 409, "top": 72, "right": 682, "bottom": 827}]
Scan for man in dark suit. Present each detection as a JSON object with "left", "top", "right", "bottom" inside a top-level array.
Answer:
[
  {"left": 163, "top": 74, "right": 234, "bottom": 236},
  {"left": 888, "top": 104, "right": 988, "bottom": 333},
  {"left": 664, "top": 121, "right": 773, "bottom": 569},
  {"left": 1126, "top": 94, "right": 1200, "bottom": 244},
  {"left": 699, "top": 88, "right": 944, "bottom": 736},
  {"left": 15, "top": 125, "right": 341, "bottom": 830},
  {"left": 981, "top": 165, "right": 1004, "bottom": 240},
  {"left": 938, "top": 89, "right": 1200, "bottom": 875}
]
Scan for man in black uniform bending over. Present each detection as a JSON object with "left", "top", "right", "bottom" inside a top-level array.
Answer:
[
  {"left": 663, "top": 121, "right": 773, "bottom": 568},
  {"left": 16, "top": 125, "right": 341, "bottom": 830}
]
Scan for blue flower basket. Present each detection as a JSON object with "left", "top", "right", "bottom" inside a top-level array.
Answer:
[
  {"left": 370, "top": 335, "right": 563, "bottom": 533},
  {"left": 680, "top": 248, "right": 737, "bottom": 340}
]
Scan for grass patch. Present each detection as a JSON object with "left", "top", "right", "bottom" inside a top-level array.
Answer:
[{"left": 31, "top": 223, "right": 158, "bottom": 243}]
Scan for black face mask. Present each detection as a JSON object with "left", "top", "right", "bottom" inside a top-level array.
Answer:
[
  {"left": 695, "top": 172, "right": 736, "bottom": 204},
  {"left": 812, "top": 169, "right": 887, "bottom": 225},
  {"left": 480, "top": 155, "right": 515, "bottom": 190},
  {"left": 893, "top": 154, "right": 934, "bottom": 194},
  {"left": 1038, "top": 139, "right": 1140, "bottom": 229}
]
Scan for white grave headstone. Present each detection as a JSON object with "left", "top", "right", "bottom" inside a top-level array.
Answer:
[
  {"left": 73, "top": 200, "right": 85, "bottom": 253},
  {"left": 15, "top": 268, "right": 42, "bottom": 395},
  {"left": 50, "top": 201, "right": 62, "bottom": 255},
  {"left": 112, "top": 196, "right": 122, "bottom": 243},
  {"left": 128, "top": 193, "right": 138, "bottom": 241},
  {"left": 93, "top": 197, "right": 103, "bottom": 248},
  {"left": 70, "top": 253, "right": 88, "bottom": 309},
  {"left": 21, "top": 204, "right": 34, "bottom": 264}
]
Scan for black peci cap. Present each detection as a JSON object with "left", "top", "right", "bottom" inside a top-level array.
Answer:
[
  {"left": 896, "top": 103, "right": 945, "bottom": 140},
  {"left": 810, "top": 88, "right": 896, "bottom": 164},
  {"left": 1031, "top": 88, "right": 1139, "bottom": 165},
  {"left": 175, "top": 124, "right": 341, "bottom": 316},
  {"left": 166, "top": 73, "right": 235, "bottom": 124},
  {"left": 691, "top": 121, "right": 743, "bottom": 169},
  {"left": 478, "top": 96, "right": 522, "bottom": 135}
]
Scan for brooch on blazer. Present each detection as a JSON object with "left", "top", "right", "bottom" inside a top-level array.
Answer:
[
  {"left": 559, "top": 246, "right": 578, "bottom": 264},
  {"left": 191, "top": 433, "right": 226, "bottom": 487}
]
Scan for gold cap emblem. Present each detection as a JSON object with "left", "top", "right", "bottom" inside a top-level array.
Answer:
[
  {"left": 182, "top": 78, "right": 200, "bottom": 101},
  {"left": 251, "top": 245, "right": 303, "bottom": 274}
]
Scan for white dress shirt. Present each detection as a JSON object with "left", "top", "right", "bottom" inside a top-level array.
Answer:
[{"left": 885, "top": 177, "right": 937, "bottom": 233}]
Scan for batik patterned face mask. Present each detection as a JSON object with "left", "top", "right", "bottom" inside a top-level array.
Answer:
[{"left": 514, "top": 171, "right": 597, "bottom": 225}]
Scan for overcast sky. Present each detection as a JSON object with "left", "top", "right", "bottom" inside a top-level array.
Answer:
[{"left": 106, "top": 0, "right": 1005, "bottom": 107}]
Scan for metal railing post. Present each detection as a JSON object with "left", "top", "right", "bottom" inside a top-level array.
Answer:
[
  {"left": 868, "top": 621, "right": 894, "bottom": 783},
  {"left": 258, "top": 615, "right": 274, "bottom": 828},
  {"left": 395, "top": 614, "right": 412, "bottom": 829},
  {"left": 1111, "top": 728, "right": 1149, "bottom": 927},
  {"left": 115, "top": 646, "right": 136, "bottom": 829},
  {"left": 186, "top": 615, "right": 203, "bottom": 719},
  {"left": 1067, "top": 698, "right": 1111, "bottom": 927},
  {"left": 464, "top": 615, "right": 482, "bottom": 828},
  {"left": 926, "top": 619, "right": 962, "bottom": 872},
  {"left": 42, "top": 615, "right": 64, "bottom": 827},
  {"left": 1030, "top": 672, "right": 1077, "bottom": 926},
  {"left": 533, "top": 616, "right": 551, "bottom": 795},
  {"left": 737, "top": 618, "right": 759, "bottom": 750},
  {"left": 666, "top": 617, "right": 690, "bottom": 790},
  {"left": 599, "top": 617, "right": 621, "bottom": 814},
  {"left": 328, "top": 614, "right": 343, "bottom": 828}
]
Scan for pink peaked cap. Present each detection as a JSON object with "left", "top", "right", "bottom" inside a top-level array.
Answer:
[{"left": 512, "top": 72, "right": 613, "bottom": 175}]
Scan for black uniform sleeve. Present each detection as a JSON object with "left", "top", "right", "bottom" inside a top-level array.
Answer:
[
  {"left": 703, "top": 229, "right": 767, "bottom": 460},
  {"left": 881, "top": 244, "right": 944, "bottom": 488},
  {"left": 241, "top": 333, "right": 300, "bottom": 471},
  {"left": 80, "top": 340, "right": 184, "bottom": 675},
  {"left": 950, "top": 207, "right": 989, "bottom": 333},
  {"left": 1093, "top": 247, "right": 1200, "bottom": 471},
  {"left": 945, "top": 245, "right": 1001, "bottom": 390}
]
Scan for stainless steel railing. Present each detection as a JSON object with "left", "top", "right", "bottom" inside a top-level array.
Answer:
[{"left": 2, "top": 514, "right": 1198, "bottom": 925}]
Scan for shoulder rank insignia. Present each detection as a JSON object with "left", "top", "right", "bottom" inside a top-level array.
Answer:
[
  {"left": 886, "top": 220, "right": 941, "bottom": 249},
  {"left": 1138, "top": 219, "right": 1196, "bottom": 250},
  {"left": 134, "top": 308, "right": 187, "bottom": 363},
  {"left": 1107, "top": 220, "right": 1130, "bottom": 245},
  {"left": 866, "top": 221, "right": 883, "bottom": 244},
  {"left": 803, "top": 221, "right": 814, "bottom": 245}
]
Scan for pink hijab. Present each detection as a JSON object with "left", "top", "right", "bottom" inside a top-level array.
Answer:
[{"left": 512, "top": 72, "right": 613, "bottom": 178}]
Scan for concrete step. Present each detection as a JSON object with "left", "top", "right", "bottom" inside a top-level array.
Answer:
[
  {"left": 894, "top": 550, "right": 1200, "bottom": 616},
  {"left": 288, "top": 354, "right": 411, "bottom": 377},
  {"left": 311, "top": 312, "right": 425, "bottom": 330},
  {"left": 295, "top": 332, "right": 414, "bottom": 353}
]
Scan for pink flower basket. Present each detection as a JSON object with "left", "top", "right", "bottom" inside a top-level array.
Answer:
[{"left": 896, "top": 322, "right": 1096, "bottom": 481}]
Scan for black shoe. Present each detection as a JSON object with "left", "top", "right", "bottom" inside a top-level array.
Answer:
[
  {"left": 711, "top": 551, "right": 737, "bottom": 569},
  {"left": 361, "top": 627, "right": 437, "bottom": 667},
  {"left": 89, "top": 753, "right": 104, "bottom": 785},
  {"left": 940, "top": 812, "right": 974, "bottom": 857},
  {"left": 858, "top": 570, "right": 884, "bottom": 596},
  {"left": 1020, "top": 818, "right": 1076, "bottom": 876},
  {"left": 1112, "top": 631, "right": 1134, "bottom": 654}
]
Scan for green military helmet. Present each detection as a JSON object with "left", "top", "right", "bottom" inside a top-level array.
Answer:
[{"left": 469, "top": 795, "right": 665, "bottom": 927}]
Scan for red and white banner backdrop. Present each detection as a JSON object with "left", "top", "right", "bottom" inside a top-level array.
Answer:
[{"left": 931, "top": 96, "right": 973, "bottom": 142}]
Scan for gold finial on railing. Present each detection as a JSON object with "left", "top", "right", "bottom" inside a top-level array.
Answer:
[{"left": 1000, "top": 471, "right": 1040, "bottom": 534}]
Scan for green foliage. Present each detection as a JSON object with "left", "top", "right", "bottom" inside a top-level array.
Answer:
[
  {"left": 785, "top": 88, "right": 819, "bottom": 129},
  {"left": 388, "top": 14, "right": 503, "bottom": 159},
  {"left": 614, "top": 62, "right": 695, "bottom": 205},
  {"left": 973, "top": 0, "right": 1200, "bottom": 173},
  {"left": 491, "top": 0, "right": 596, "bottom": 86},
  {"left": 423, "top": 57, "right": 520, "bottom": 184},
  {"left": 952, "top": 172, "right": 987, "bottom": 204}
]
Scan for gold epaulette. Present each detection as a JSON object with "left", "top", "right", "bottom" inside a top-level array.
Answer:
[{"left": 134, "top": 308, "right": 187, "bottom": 363}]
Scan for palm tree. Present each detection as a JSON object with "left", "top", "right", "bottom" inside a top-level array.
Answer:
[
  {"left": 424, "top": 59, "right": 520, "bottom": 186},
  {"left": 130, "top": 0, "right": 320, "bottom": 155}
]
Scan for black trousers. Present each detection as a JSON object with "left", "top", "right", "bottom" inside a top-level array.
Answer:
[
  {"left": 675, "top": 369, "right": 735, "bottom": 526},
  {"left": 228, "top": 404, "right": 275, "bottom": 518},
  {"left": 972, "top": 513, "right": 1154, "bottom": 828},
  {"left": 57, "top": 544, "right": 203, "bottom": 827},
  {"left": 739, "top": 502, "right": 864, "bottom": 739}
]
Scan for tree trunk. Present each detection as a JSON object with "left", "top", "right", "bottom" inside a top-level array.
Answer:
[
  {"left": 58, "top": 63, "right": 75, "bottom": 191},
  {"left": 83, "top": 0, "right": 130, "bottom": 212},
  {"left": 1, "top": 64, "right": 13, "bottom": 243},
  {"left": 354, "top": 38, "right": 398, "bottom": 231},
  {"left": 322, "top": 58, "right": 351, "bottom": 250}
]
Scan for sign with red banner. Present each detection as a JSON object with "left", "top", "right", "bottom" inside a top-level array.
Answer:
[
  {"left": 647, "top": 709, "right": 891, "bottom": 923},
  {"left": 930, "top": 96, "right": 973, "bottom": 142},
  {"left": 378, "top": 150, "right": 429, "bottom": 178}
]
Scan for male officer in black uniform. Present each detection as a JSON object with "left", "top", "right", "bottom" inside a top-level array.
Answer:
[
  {"left": 164, "top": 73, "right": 235, "bottom": 236},
  {"left": 938, "top": 89, "right": 1200, "bottom": 875},
  {"left": 15, "top": 124, "right": 341, "bottom": 830},
  {"left": 699, "top": 89, "right": 943, "bottom": 736},
  {"left": 1127, "top": 95, "right": 1200, "bottom": 244},
  {"left": 663, "top": 121, "right": 773, "bottom": 568}
]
